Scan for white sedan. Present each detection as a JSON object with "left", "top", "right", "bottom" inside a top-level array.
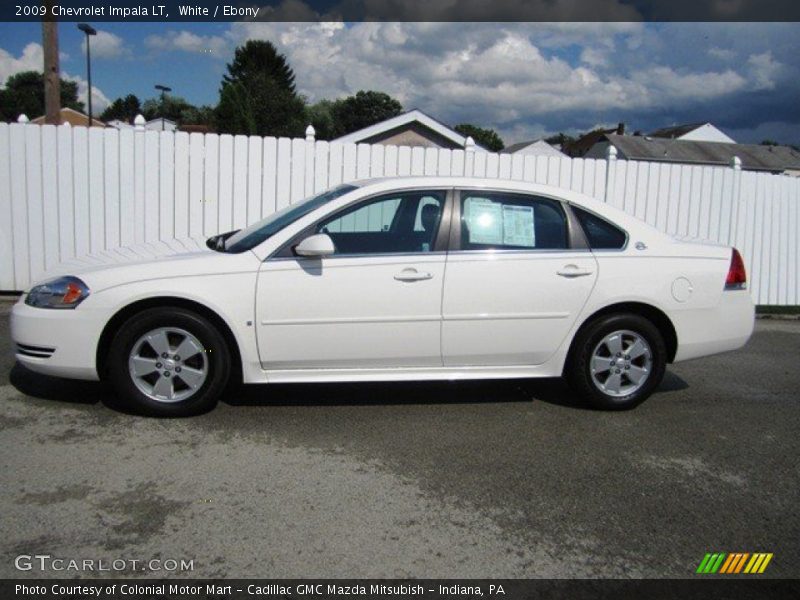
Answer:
[{"left": 10, "top": 177, "right": 754, "bottom": 416}]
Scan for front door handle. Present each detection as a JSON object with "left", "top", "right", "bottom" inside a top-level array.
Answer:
[
  {"left": 557, "top": 265, "right": 594, "bottom": 278},
  {"left": 394, "top": 268, "right": 433, "bottom": 282}
]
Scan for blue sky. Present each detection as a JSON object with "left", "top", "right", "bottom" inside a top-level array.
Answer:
[{"left": 1, "top": 21, "right": 799, "bottom": 145}]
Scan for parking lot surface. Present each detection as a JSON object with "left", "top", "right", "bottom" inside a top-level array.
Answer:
[{"left": 1, "top": 301, "right": 798, "bottom": 578}]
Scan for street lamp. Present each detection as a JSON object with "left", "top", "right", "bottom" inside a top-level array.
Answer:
[
  {"left": 77, "top": 23, "right": 96, "bottom": 127},
  {"left": 154, "top": 84, "right": 172, "bottom": 131}
]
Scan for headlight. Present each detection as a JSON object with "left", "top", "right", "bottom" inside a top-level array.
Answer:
[{"left": 25, "top": 276, "right": 90, "bottom": 309}]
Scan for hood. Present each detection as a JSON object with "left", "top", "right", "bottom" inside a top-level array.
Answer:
[{"left": 31, "top": 239, "right": 260, "bottom": 293}]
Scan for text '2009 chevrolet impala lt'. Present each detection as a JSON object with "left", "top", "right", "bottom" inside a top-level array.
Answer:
[{"left": 10, "top": 177, "right": 754, "bottom": 416}]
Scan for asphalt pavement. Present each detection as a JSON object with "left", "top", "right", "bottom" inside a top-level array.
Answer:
[{"left": 1, "top": 300, "right": 798, "bottom": 579}]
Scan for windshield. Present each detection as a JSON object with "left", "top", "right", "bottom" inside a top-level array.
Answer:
[{"left": 224, "top": 184, "right": 358, "bottom": 253}]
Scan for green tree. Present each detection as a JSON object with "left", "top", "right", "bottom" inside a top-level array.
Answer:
[
  {"left": 138, "top": 95, "right": 215, "bottom": 128},
  {"left": 306, "top": 99, "right": 336, "bottom": 140},
  {"left": 181, "top": 104, "right": 215, "bottom": 128},
  {"left": 544, "top": 132, "right": 577, "bottom": 149},
  {"left": 214, "top": 82, "right": 256, "bottom": 135},
  {"left": 215, "top": 40, "right": 306, "bottom": 137},
  {"left": 223, "top": 40, "right": 296, "bottom": 93},
  {"left": 0, "top": 70, "right": 83, "bottom": 121},
  {"left": 454, "top": 123, "right": 504, "bottom": 152},
  {"left": 329, "top": 91, "right": 403, "bottom": 138},
  {"left": 142, "top": 95, "right": 194, "bottom": 122},
  {"left": 99, "top": 94, "right": 141, "bottom": 123}
]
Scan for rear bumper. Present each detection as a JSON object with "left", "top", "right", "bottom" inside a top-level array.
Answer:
[
  {"left": 672, "top": 290, "right": 755, "bottom": 362},
  {"left": 10, "top": 298, "right": 103, "bottom": 380}
]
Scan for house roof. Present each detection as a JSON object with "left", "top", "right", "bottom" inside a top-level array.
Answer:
[
  {"left": 501, "top": 140, "right": 538, "bottom": 153},
  {"left": 648, "top": 122, "right": 707, "bottom": 139},
  {"left": 332, "top": 109, "right": 481, "bottom": 149},
  {"left": 604, "top": 134, "right": 800, "bottom": 172},
  {"left": 146, "top": 117, "right": 176, "bottom": 125},
  {"left": 107, "top": 119, "right": 133, "bottom": 129},
  {"left": 31, "top": 107, "right": 105, "bottom": 128},
  {"left": 566, "top": 125, "right": 623, "bottom": 157},
  {"left": 501, "top": 139, "right": 564, "bottom": 155}
]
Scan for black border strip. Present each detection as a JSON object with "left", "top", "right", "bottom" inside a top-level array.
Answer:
[{"left": 7, "top": 0, "right": 800, "bottom": 22}]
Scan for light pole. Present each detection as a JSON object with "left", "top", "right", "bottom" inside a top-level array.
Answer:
[
  {"left": 154, "top": 84, "right": 172, "bottom": 131},
  {"left": 77, "top": 23, "right": 96, "bottom": 126}
]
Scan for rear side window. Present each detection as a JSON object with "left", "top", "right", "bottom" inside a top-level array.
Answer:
[
  {"left": 572, "top": 206, "right": 627, "bottom": 250},
  {"left": 459, "top": 192, "right": 568, "bottom": 251}
]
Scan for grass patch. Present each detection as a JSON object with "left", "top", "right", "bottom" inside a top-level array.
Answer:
[{"left": 757, "top": 305, "right": 800, "bottom": 315}]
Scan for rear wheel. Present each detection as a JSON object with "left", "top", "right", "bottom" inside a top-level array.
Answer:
[
  {"left": 108, "top": 308, "right": 231, "bottom": 416},
  {"left": 566, "top": 313, "right": 666, "bottom": 410}
]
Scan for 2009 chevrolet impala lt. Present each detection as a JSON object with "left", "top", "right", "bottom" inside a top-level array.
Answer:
[{"left": 10, "top": 177, "right": 754, "bottom": 415}]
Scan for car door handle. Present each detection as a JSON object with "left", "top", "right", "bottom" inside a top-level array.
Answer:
[
  {"left": 557, "top": 265, "right": 594, "bottom": 278},
  {"left": 394, "top": 269, "right": 433, "bottom": 282}
]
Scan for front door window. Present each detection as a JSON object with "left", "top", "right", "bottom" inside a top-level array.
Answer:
[{"left": 317, "top": 191, "right": 445, "bottom": 255}]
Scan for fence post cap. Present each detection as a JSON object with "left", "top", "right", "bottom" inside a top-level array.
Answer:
[
  {"left": 730, "top": 155, "right": 742, "bottom": 170},
  {"left": 465, "top": 136, "right": 476, "bottom": 151},
  {"left": 133, "top": 114, "right": 146, "bottom": 130},
  {"left": 305, "top": 124, "right": 316, "bottom": 141},
  {"left": 606, "top": 145, "right": 618, "bottom": 160},
  {"left": 17, "top": 114, "right": 29, "bottom": 123}
]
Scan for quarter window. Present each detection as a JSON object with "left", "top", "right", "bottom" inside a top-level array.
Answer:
[
  {"left": 316, "top": 191, "right": 445, "bottom": 256},
  {"left": 459, "top": 192, "right": 568, "bottom": 251},
  {"left": 572, "top": 206, "right": 627, "bottom": 250}
]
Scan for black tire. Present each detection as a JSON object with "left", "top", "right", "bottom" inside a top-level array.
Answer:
[
  {"left": 565, "top": 313, "right": 667, "bottom": 410},
  {"left": 107, "top": 307, "right": 231, "bottom": 417}
]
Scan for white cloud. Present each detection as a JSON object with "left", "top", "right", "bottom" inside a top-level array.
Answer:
[
  {"left": 81, "top": 30, "right": 128, "bottom": 60},
  {"left": 630, "top": 66, "right": 747, "bottom": 101},
  {"left": 65, "top": 73, "right": 111, "bottom": 113},
  {"left": 224, "top": 22, "right": 759, "bottom": 136},
  {"left": 708, "top": 47, "right": 735, "bottom": 61},
  {"left": 746, "top": 51, "right": 781, "bottom": 91},
  {"left": 145, "top": 31, "right": 229, "bottom": 57},
  {"left": 580, "top": 47, "right": 610, "bottom": 68},
  {"left": 0, "top": 42, "right": 110, "bottom": 114},
  {"left": 90, "top": 19, "right": 796, "bottom": 145},
  {"left": 0, "top": 42, "right": 43, "bottom": 86}
]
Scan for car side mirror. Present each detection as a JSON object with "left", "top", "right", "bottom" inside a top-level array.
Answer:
[{"left": 294, "top": 233, "right": 335, "bottom": 258}]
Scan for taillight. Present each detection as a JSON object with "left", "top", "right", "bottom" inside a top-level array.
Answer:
[{"left": 725, "top": 248, "right": 747, "bottom": 290}]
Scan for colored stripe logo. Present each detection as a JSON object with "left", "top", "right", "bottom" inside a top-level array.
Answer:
[{"left": 696, "top": 552, "right": 773, "bottom": 574}]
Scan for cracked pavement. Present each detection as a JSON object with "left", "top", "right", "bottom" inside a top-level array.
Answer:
[{"left": 1, "top": 302, "right": 798, "bottom": 578}]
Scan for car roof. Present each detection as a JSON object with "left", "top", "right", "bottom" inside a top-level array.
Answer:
[
  {"left": 352, "top": 176, "right": 591, "bottom": 200},
  {"left": 350, "top": 175, "right": 603, "bottom": 212}
]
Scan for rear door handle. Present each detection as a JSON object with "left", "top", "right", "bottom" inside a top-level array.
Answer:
[
  {"left": 394, "top": 268, "right": 433, "bottom": 282},
  {"left": 557, "top": 265, "right": 594, "bottom": 278}
]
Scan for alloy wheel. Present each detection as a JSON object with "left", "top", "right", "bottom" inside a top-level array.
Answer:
[
  {"left": 590, "top": 329, "right": 653, "bottom": 397},
  {"left": 128, "top": 327, "right": 208, "bottom": 403}
]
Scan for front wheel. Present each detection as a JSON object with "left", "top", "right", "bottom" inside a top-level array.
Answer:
[
  {"left": 107, "top": 307, "right": 231, "bottom": 416},
  {"left": 565, "top": 313, "right": 667, "bottom": 410}
]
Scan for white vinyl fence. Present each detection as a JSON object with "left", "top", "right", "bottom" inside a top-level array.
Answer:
[{"left": 1, "top": 121, "right": 798, "bottom": 304}]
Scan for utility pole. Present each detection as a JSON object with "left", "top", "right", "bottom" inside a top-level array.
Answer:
[
  {"left": 154, "top": 84, "right": 171, "bottom": 131},
  {"left": 78, "top": 23, "right": 97, "bottom": 126},
  {"left": 42, "top": 4, "right": 60, "bottom": 124}
]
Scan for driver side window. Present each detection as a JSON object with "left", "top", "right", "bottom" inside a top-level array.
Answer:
[{"left": 316, "top": 191, "right": 445, "bottom": 256}]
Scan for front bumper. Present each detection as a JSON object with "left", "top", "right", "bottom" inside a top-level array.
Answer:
[{"left": 10, "top": 298, "right": 104, "bottom": 380}]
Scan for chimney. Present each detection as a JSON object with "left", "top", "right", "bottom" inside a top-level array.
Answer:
[{"left": 616, "top": 122, "right": 625, "bottom": 135}]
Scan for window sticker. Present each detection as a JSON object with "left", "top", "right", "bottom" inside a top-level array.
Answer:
[
  {"left": 465, "top": 198, "right": 504, "bottom": 245},
  {"left": 465, "top": 197, "right": 536, "bottom": 247},
  {"left": 502, "top": 204, "right": 536, "bottom": 247}
]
